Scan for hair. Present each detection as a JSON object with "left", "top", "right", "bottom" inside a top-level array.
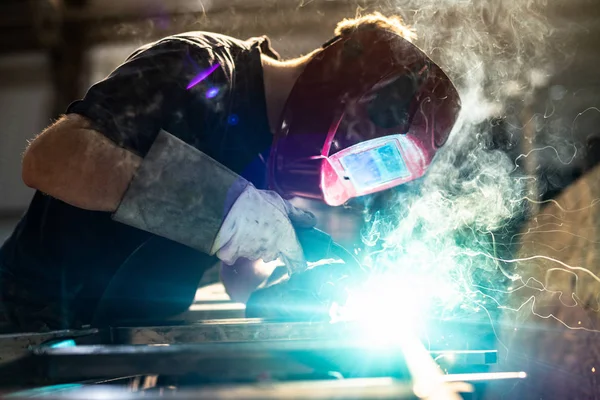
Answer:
[
  {"left": 334, "top": 12, "right": 417, "bottom": 43},
  {"left": 280, "top": 13, "right": 416, "bottom": 64}
]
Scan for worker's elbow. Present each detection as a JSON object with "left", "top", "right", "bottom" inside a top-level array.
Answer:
[
  {"left": 21, "top": 146, "right": 42, "bottom": 189},
  {"left": 21, "top": 119, "right": 70, "bottom": 189},
  {"left": 21, "top": 131, "right": 58, "bottom": 190},
  {"left": 20, "top": 115, "right": 92, "bottom": 195}
]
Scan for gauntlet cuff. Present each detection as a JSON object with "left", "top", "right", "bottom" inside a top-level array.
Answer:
[{"left": 112, "top": 129, "right": 250, "bottom": 254}]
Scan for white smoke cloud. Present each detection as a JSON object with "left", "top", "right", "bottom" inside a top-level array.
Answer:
[{"left": 354, "top": 0, "right": 575, "bottom": 321}]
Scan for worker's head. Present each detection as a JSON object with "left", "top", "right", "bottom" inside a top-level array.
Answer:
[
  {"left": 268, "top": 13, "right": 461, "bottom": 206},
  {"left": 332, "top": 12, "right": 417, "bottom": 43}
]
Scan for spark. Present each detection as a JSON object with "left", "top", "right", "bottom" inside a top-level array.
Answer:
[
  {"left": 543, "top": 101, "right": 555, "bottom": 118},
  {"left": 571, "top": 107, "right": 600, "bottom": 134},
  {"left": 521, "top": 196, "right": 600, "bottom": 213},
  {"left": 512, "top": 230, "right": 600, "bottom": 248},
  {"left": 512, "top": 145, "right": 578, "bottom": 170},
  {"left": 462, "top": 254, "right": 600, "bottom": 329},
  {"left": 466, "top": 252, "right": 600, "bottom": 286},
  {"left": 497, "top": 295, "right": 600, "bottom": 333}
]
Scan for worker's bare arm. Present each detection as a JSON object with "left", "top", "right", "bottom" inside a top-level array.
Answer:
[{"left": 22, "top": 114, "right": 141, "bottom": 212}]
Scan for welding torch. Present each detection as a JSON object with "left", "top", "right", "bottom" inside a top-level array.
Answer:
[
  {"left": 245, "top": 227, "right": 366, "bottom": 320},
  {"left": 295, "top": 227, "right": 362, "bottom": 271}
]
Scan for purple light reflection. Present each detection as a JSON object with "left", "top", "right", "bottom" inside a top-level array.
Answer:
[
  {"left": 187, "top": 63, "right": 220, "bottom": 90},
  {"left": 206, "top": 87, "right": 219, "bottom": 98}
]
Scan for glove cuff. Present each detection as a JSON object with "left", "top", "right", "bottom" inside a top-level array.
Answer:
[{"left": 112, "top": 129, "right": 250, "bottom": 254}]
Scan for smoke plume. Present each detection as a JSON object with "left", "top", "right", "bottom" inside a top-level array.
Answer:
[{"left": 357, "top": 0, "right": 575, "bottom": 321}]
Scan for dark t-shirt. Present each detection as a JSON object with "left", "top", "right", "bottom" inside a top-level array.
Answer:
[{"left": 0, "top": 32, "right": 278, "bottom": 330}]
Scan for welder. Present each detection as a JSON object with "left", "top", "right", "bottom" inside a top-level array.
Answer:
[{"left": 0, "top": 13, "right": 460, "bottom": 332}]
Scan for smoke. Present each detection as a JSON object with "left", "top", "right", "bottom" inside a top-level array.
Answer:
[
  {"left": 393, "top": 0, "right": 582, "bottom": 190},
  {"left": 393, "top": 0, "right": 559, "bottom": 108},
  {"left": 359, "top": 114, "right": 528, "bottom": 321},
  {"left": 353, "top": 0, "right": 573, "bottom": 321}
]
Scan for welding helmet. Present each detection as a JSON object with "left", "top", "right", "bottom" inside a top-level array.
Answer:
[{"left": 268, "top": 28, "right": 461, "bottom": 206}]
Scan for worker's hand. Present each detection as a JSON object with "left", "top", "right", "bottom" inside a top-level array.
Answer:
[
  {"left": 219, "top": 258, "right": 282, "bottom": 303},
  {"left": 245, "top": 260, "right": 363, "bottom": 321},
  {"left": 210, "top": 186, "right": 316, "bottom": 273}
]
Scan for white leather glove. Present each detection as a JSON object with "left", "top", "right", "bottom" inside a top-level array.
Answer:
[{"left": 210, "top": 185, "right": 317, "bottom": 273}]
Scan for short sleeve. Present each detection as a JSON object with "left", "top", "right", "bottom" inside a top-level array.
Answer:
[{"left": 67, "top": 39, "right": 217, "bottom": 156}]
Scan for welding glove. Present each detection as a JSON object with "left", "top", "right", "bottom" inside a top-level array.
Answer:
[
  {"left": 211, "top": 187, "right": 316, "bottom": 271},
  {"left": 112, "top": 129, "right": 316, "bottom": 273}
]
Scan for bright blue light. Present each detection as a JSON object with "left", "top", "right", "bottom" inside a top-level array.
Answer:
[
  {"left": 49, "top": 339, "right": 76, "bottom": 348},
  {"left": 4, "top": 384, "right": 83, "bottom": 398},
  {"left": 206, "top": 87, "right": 219, "bottom": 99},
  {"left": 228, "top": 114, "right": 239, "bottom": 126}
]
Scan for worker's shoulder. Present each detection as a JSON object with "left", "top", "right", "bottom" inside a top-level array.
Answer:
[
  {"left": 172, "top": 31, "right": 265, "bottom": 50},
  {"left": 128, "top": 31, "right": 272, "bottom": 59}
]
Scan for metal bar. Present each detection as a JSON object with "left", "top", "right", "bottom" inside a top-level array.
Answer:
[
  {"left": 184, "top": 302, "right": 246, "bottom": 320},
  {"left": 113, "top": 319, "right": 352, "bottom": 344},
  {"left": 0, "top": 329, "right": 100, "bottom": 364},
  {"left": 0, "top": 316, "right": 496, "bottom": 350},
  {"left": 0, "top": 317, "right": 497, "bottom": 366},
  {"left": 113, "top": 318, "right": 497, "bottom": 350},
  {"left": 2, "top": 378, "right": 417, "bottom": 400}
]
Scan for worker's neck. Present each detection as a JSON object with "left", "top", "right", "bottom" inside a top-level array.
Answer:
[{"left": 261, "top": 52, "right": 316, "bottom": 134}]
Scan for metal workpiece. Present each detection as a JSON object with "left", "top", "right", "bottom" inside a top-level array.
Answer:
[
  {"left": 0, "top": 317, "right": 505, "bottom": 394},
  {"left": 0, "top": 338, "right": 498, "bottom": 386},
  {"left": 113, "top": 319, "right": 353, "bottom": 344},
  {"left": 0, "top": 316, "right": 496, "bottom": 367},
  {"left": 114, "top": 317, "right": 496, "bottom": 351}
]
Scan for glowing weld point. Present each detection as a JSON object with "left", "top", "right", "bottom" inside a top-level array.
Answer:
[
  {"left": 206, "top": 87, "right": 219, "bottom": 98},
  {"left": 187, "top": 63, "right": 220, "bottom": 90},
  {"left": 49, "top": 339, "right": 76, "bottom": 348}
]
